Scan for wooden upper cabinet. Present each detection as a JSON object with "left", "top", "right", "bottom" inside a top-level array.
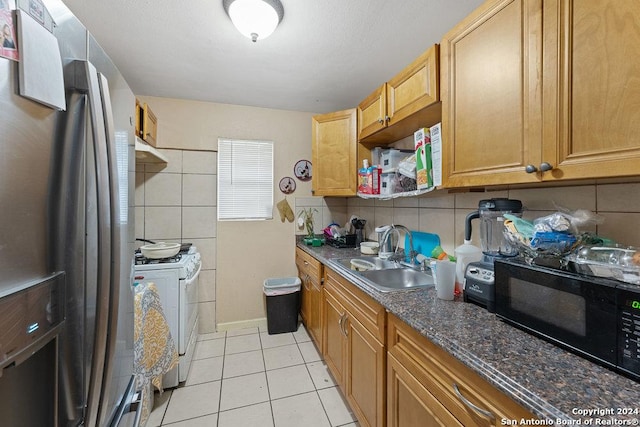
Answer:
[
  {"left": 358, "top": 84, "right": 388, "bottom": 141},
  {"left": 542, "top": 0, "right": 640, "bottom": 181},
  {"left": 312, "top": 108, "right": 358, "bottom": 196},
  {"left": 442, "top": 0, "right": 640, "bottom": 188},
  {"left": 441, "top": 0, "right": 543, "bottom": 188},
  {"left": 358, "top": 45, "right": 441, "bottom": 145}
]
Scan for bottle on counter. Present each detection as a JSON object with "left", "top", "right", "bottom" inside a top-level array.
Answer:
[{"left": 454, "top": 240, "right": 482, "bottom": 294}]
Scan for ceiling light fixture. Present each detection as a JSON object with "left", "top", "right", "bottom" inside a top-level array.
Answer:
[{"left": 222, "top": 0, "right": 284, "bottom": 43}]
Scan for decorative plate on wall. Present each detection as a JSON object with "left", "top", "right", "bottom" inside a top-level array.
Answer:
[
  {"left": 294, "top": 159, "right": 312, "bottom": 181},
  {"left": 279, "top": 176, "right": 296, "bottom": 194}
]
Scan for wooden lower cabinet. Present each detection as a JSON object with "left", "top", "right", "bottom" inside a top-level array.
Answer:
[
  {"left": 388, "top": 353, "right": 463, "bottom": 427},
  {"left": 323, "top": 288, "right": 346, "bottom": 386},
  {"left": 345, "top": 313, "right": 385, "bottom": 427},
  {"left": 296, "top": 248, "right": 323, "bottom": 349},
  {"left": 322, "top": 266, "right": 386, "bottom": 427},
  {"left": 387, "top": 313, "right": 536, "bottom": 427}
]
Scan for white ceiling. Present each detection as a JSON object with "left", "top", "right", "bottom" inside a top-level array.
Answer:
[{"left": 61, "top": 0, "right": 485, "bottom": 114}]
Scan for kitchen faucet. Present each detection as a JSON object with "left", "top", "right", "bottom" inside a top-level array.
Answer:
[{"left": 379, "top": 225, "right": 418, "bottom": 265}]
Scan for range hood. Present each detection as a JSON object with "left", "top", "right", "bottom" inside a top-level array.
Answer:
[{"left": 135, "top": 136, "right": 168, "bottom": 163}]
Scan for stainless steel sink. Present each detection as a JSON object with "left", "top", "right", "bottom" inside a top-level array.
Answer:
[
  {"left": 333, "top": 256, "right": 401, "bottom": 271},
  {"left": 331, "top": 255, "right": 434, "bottom": 292},
  {"left": 359, "top": 268, "right": 434, "bottom": 292}
]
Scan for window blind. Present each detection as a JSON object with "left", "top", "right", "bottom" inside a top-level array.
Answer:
[{"left": 217, "top": 138, "right": 274, "bottom": 221}]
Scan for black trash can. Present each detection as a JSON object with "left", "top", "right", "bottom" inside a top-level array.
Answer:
[{"left": 264, "top": 277, "right": 301, "bottom": 334}]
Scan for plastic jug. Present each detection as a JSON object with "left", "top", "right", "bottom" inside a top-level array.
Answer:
[{"left": 454, "top": 240, "right": 482, "bottom": 293}]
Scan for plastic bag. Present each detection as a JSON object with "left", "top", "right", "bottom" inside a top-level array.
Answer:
[{"left": 535, "top": 204, "right": 604, "bottom": 234}]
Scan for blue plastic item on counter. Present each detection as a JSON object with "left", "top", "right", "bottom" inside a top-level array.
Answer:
[{"left": 405, "top": 231, "right": 440, "bottom": 262}]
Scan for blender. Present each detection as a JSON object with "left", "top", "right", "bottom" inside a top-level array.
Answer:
[
  {"left": 465, "top": 198, "right": 523, "bottom": 262},
  {"left": 463, "top": 198, "right": 523, "bottom": 311}
]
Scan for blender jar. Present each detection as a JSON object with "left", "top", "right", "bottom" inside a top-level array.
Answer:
[{"left": 466, "top": 198, "right": 523, "bottom": 257}]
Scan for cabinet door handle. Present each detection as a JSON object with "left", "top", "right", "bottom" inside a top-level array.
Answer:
[
  {"left": 338, "top": 313, "right": 348, "bottom": 337},
  {"left": 385, "top": 115, "right": 390, "bottom": 123},
  {"left": 525, "top": 164, "right": 538, "bottom": 173},
  {"left": 539, "top": 162, "right": 553, "bottom": 172},
  {"left": 453, "top": 383, "right": 495, "bottom": 420},
  {"left": 377, "top": 118, "right": 384, "bottom": 124}
]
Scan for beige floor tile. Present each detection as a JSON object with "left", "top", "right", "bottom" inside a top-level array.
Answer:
[
  {"left": 298, "top": 341, "right": 322, "bottom": 363},
  {"left": 217, "top": 402, "right": 274, "bottom": 427},
  {"left": 161, "top": 413, "right": 218, "bottom": 426},
  {"left": 226, "top": 327, "right": 259, "bottom": 337},
  {"left": 163, "top": 381, "right": 221, "bottom": 425},
  {"left": 292, "top": 326, "right": 311, "bottom": 343},
  {"left": 306, "top": 362, "right": 336, "bottom": 390},
  {"left": 263, "top": 344, "right": 304, "bottom": 370},
  {"left": 185, "top": 356, "right": 223, "bottom": 386},
  {"left": 271, "top": 392, "right": 331, "bottom": 427},
  {"left": 318, "top": 386, "right": 357, "bottom": 426},
  {"left": 225, "top": 334, "right": 262, "bottom": 355},
  {"left": 219, "top": 372, "right": 269, "bottom": 411},
  {"left": 266, "top": 365, "right": 315, "bottom": 400},
  {"left": 260, "top": 331, "right": 296, "bottom": 349},
  {"left": 193, "top": 338, "right": 225, "bottom": 360},
  {"left": 198, "top": 331, "right": 225, "bottom": 341},
  {"left": 146, "top": 390, "right": 172, "bottom": 427},
  {"left": 223, "top": 350, "right": 265, "bottom": 378}
]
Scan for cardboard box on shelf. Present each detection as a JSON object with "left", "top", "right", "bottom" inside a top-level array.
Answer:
[
  {"left": 414, "top": 127, "right": 433, "bottom": 190},
  {"left": 358, "top": 165, "right": 381, "bottom": 194},
  {"left": 429, "top": 123, "right": 442, "bottom": 187}
]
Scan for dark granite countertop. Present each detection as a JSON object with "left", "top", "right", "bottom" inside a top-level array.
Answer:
[{"left": 297, "top": 240, "right": 640, "bottom": 423}]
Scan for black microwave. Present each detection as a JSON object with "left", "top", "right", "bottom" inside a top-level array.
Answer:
[{"left": 494, "top": 258, "right": 640, "bottom": 382}]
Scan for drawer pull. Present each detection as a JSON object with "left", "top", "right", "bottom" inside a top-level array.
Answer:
[
  {"left": 453, "top": 383, "right": 495, "bottom": 420},
  {"left": 338, "top": 313, "right": 348, "bottom": 337}
]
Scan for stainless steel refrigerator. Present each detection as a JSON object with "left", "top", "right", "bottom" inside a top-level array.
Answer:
[{"left": 0, "top": 0, "right": 139, "bottom": 425}]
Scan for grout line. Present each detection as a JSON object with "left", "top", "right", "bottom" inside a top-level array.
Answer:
[
  {"left": 257, "top": 331, "right": 278, "bottom": 427},
  {"left": 214, "top": 333, "right": 227, "bottom": 427}
]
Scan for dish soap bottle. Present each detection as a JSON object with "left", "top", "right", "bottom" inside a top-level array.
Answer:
[{"left": 454, "top": 240, "right": 482, "bottom": 294}]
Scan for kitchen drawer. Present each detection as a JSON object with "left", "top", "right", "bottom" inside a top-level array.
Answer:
[
  {"left": 295, "top": 248, "right": 322, "bottom": 283},
  {"left": 324, "top": 266, "right": 385, "bottom": 344},
  {"left": 387, "top": 313, "right": 535, "bottom": 426}
]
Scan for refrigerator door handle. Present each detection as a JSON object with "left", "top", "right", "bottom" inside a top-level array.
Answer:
[
  {"left": 96, "top": 71, "right": 124, "bottom": 427},
  {"left": 69, "top": 59, "right": 112, "bottom": 427}
]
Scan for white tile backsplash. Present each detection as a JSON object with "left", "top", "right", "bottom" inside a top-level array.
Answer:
[
  {"left": 315, "top": 182, "right": 639, "bottom": 253},
  {"left": 144, "top": 206, "right": 182, "bottom": 240},
  {"left": 137, "top": 149, "right": 218, "bottom": 331},
  {"left": 183, "top": 150, "right": 217, "bottom": 174},
  {"left": 182, "top": 206, "right": 217, "bottom": 238},
  {"left": 144, "top": 172, "right": 182, "bottom": 206},
  {"left": 183, "top": 174, "right": 217, "bottom": 206}
]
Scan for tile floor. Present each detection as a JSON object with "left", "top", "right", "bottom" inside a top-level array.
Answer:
[{"left": 146, "top": 324, "right": 359, "bottom": 427}]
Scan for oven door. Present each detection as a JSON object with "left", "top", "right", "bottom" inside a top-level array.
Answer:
[
  {"left": 179, "top": 261, "right": 201, "bottom": 354},
  {"left": 495, "top": 259, "right": 618, "bottom": 366}
]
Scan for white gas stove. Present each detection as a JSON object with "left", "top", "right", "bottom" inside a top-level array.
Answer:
[{"left": 133, "top": 245, "right": 201, "bottom": 388}]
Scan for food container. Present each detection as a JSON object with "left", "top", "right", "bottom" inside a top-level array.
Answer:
[
  {"left": 360, "top": 242, "right": 379, "bottom": 255},
  {"left": 567, "top": 246, "right": 640, "bottom": 284},
  {"left": 380, "top": 149, "right": 413, "bottom": 173},
  {"left": 140, "top": 242, "right": 181, "bottom": 259}
]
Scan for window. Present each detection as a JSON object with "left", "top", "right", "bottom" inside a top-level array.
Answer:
[{"left": 217, "top": 138, "right": 274, "bottom": 221}]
